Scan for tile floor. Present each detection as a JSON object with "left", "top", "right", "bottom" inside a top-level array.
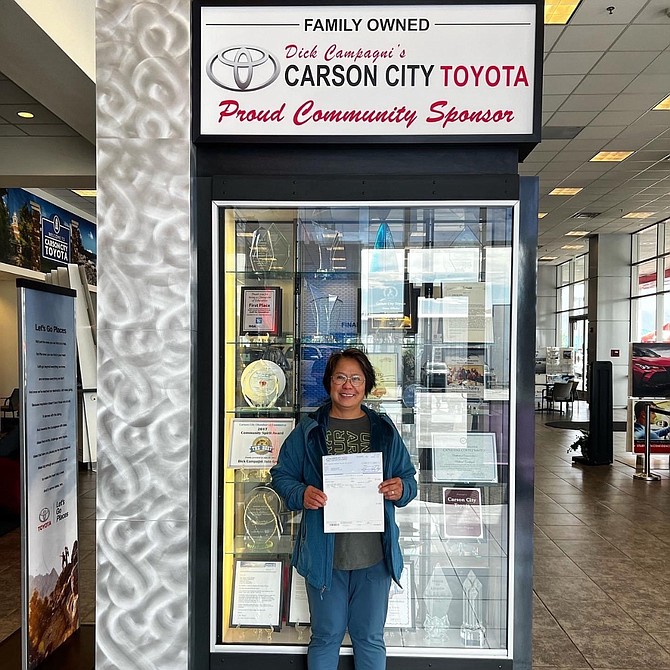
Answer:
[
  {"left": 0, "top": 467, "right": 97, "bottom": 642},
  {"left": 1, "top": 404, "right": 669, "bottom": 669}
]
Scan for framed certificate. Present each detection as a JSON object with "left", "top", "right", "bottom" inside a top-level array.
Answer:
[
  {"left": 230, "top": 559, "right": 283, "bottom": 629},
  {"left": 432, "top": 432, "right": 498, "bottom": 483},
  {"left": 287, "top": 567, "right": 311, "bottom": 626},
  {"left": 385, "top": 562, "right": 415, "bottom": 630},
  {"left": 228, "top": 418, "right": 294, "bottom": 469},
  {"left": 240, "top": 286, "right": 282, "bottom": 336}
]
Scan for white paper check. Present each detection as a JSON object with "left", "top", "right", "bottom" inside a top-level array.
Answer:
[{"left": 322, "top": 452, "right": 384, "bottom": 533}]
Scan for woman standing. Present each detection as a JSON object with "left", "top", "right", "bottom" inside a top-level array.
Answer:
[{"left": 271, "top": 348, "right": 417, "bottom": 670}]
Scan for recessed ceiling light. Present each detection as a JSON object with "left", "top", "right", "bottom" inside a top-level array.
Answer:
[
  {"left": 590, "top": 151, "right": 633, "bottom": 162},
  {"left": 565, "top": 231, "right": 588, "bottom": 237},
  {"left": 70, "top": 189, "right": 97, "bottom": 197},
  {"left": 17, "top": 111, "right": 34, "bottom": 119},
  {"left": 550, "top": 187, "right": 583, "bottom": 196},
  {"left": 653, "top": 95, "right": 670, "bottom": 111},
  {"left": 544, "top": 0, "right": 582, "bottom": 24},
  {"left": 539, "top": 256, "right": 558, "bottom": 261},
  {"left": 562, "top": 244, "right": 584, "bottom": 250},
  {"left": 538, "top": 212, "right": 548, "bottom": 219},
  {"left": 623, "top": 212, "right": 654, "bottom": 219}
]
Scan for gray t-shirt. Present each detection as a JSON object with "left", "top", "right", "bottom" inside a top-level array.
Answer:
[{"left": 326, "top": 415, "right": 384, "bottom": 570}]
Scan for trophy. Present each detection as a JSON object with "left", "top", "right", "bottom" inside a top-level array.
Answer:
[
  {"left": 240, "top": 360, "right": 286, "bottom": 408},
  {"left": 422, "top": 563, "right": 452, "bottom": 641},
  {"left": 248, "top": 224, "right": 290, "bottom": 272},
  {"left": 243, "top": 485, "right": 283, "bottom": 549},
  {"left": 305, "top": 280, "right": 343, "bottom": 339},
  {"left": 302, "top": 220, "right": 343, "bottom": 272},
  {"left": 460, "top": 571, "right": 486, "bottom": 647}
]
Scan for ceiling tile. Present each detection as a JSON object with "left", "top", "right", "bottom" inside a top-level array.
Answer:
[
  {"left": 552, "top": 25, "right": 626, "bottom": 52},
  {"left": 543, "top": 74, "right": 585, "bottom": 95},
  {"left": 0, "top": 125, "right": 27, "bottom": 137},
  {"left": 548, "top": 110, "right": 599, "bottom": 126},
  {"left": 573, "top": 73, "right": 637, "bottom": 94},
  {"left": 612, "top": 25, "right": 670, "bottom": 52},
  {"left": 558, "top": 94, "right": 617, "bottom": 112},
  {"left": 570, "top": 0, "right": 647, "bottom": 24},
  {"left": 542, "top": 94, "right": 569, "bottom": 112},
  {"left": 575, "top": 125, "right": 627, "bottom": 140},
  {"left": 591, "top": 51, "right": 658, "bottom": 75},
  {"left": 604, "top": 93, "right": 662, "bottom": 112},
  {"left": 543, "top": 52, "right": 602, "bottom": 75},
  {"left": 591, "top": 110, "right": 646, "bottom": 126},
  {"left": 624, "top": 73, "right": 670, "bottom": 94}
]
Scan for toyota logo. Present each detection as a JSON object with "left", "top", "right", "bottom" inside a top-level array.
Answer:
[
  {"left": 52, "top": 215, "right": 61, "bottom": 234},
  {"left": 206, "top": 45, "right": 280, "bottom": 92},
  {"left": 39, "top": 507, "right": 50, "bottom": 523}
]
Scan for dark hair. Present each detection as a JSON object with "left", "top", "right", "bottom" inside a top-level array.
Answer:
[{"left": 322, "top": 348, "right": 376, "bottom": 396}]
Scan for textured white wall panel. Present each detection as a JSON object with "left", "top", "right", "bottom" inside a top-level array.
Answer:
[
  {"left": 97, "top": 1, "right": 190, "bottom": 140},
  {"left": 96, "top": 1, "right": 192, "bottom": 668},
  {"left": 96, "top": 519, "right": 189, "bottom": 670}
]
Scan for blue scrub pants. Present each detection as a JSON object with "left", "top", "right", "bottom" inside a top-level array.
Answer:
[{"left": 306, "top": 560, "right": 391, "bottom": 670}]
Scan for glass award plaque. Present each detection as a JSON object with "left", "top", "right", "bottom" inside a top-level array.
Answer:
[
  {"left": 422, "top": 563, "right": 452, "bottom": 641},
  {"left": 240, "top": 360, "right": 286, "bottom": 408},
  {"left": 248, "top": 224, "right": 290, "bottom": 272},
  {"left": 243, "top": 486, "right": 283, "bottom": 549}
]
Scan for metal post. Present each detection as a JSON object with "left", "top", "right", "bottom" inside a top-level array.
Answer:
[{"left": 633, "top": 402, "right": 661, "bottom": 481}]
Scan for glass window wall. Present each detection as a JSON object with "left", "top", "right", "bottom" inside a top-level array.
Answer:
[{"left": 210, "top": 201, "right": 519, "bottom": 657}]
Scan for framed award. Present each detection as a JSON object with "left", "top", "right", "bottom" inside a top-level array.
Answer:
[
  {"left": 240, "top": 286, "right": 282, "bottom": 336},
  {"left": 385, "top": 562, "right": 415, "bottom": 630},
  {"left": 287, "top": 567, "right": 310, "bottom": 626},
  {"left": 230, "top": 559, "right": 283, "bottom": 630}
]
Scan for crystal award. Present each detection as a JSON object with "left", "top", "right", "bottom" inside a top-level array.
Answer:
[
  {"left": 422, "top": 563, "right": 452, "bottom": 641},
  {"left": 306, "top": 280, "right": 343, "bottom": 339},
  {"left": 460, "top": 571, "right": 486, "bottom": 647},
  {"left": 243, "top": 485, "right": 283, "bottom": 549},
  {"left": 302, "top": 221, "right": 343, "bottom": 272},
  {"left": 248, "top": 224, "right": 290, "bottom": 272}
]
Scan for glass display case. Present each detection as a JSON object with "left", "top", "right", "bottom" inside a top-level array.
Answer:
[{"left": 210, "top": 201, "right": 518, "bottom": 655}]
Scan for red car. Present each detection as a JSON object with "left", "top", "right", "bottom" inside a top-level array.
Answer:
[{"left": 632, "top": 345, "right": 670, "bottom": 396}]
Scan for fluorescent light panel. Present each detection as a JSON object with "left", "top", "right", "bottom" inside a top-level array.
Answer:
[
  {"left": 654, "top": 95, "right": 670, "bottom": 110},
  {"left": 550, "top": 187, "right": 583, "bottom": 196},
  {"left": 623, "top": 212, "right": 654, "bottom": 219},
  {"left": 544, "top": 0, "right": 582, "bottom": 24},
  {"left": 565, "top": 231, "right": 588, "bottom": 237},
  {"left": 562, "top": 244, "right": 584, "bottom": 250},
  {"left": 538, "top": 212, "right": 548, "bottom": 219},
  {"left": 70, "top": 189, "right": 97, "bottom": 197},
  {"left": 590, "top": 151, "right": 633, "bottom": 162},
  {"left": 539, "top": 256, "right": 558, "bottom": 261}
]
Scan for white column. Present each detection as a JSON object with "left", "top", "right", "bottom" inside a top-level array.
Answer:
[
  {"left": 96, "top": 1, "right": 192, "bottom": 668},
  {"left": 587, "top": 234, "right": 631, "bottom": 408},
  {"left": 536, "top": 264, "right": 557, "bottom": 354}
]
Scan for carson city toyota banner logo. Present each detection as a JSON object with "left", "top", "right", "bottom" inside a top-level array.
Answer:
[
  {"left": 199, "top": 4, "right": 537, "bottom": 137},
  {"left": 206, "top": 45, "right": 281, "bottom": 91}
]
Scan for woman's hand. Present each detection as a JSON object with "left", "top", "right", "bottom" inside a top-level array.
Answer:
[
  {"left": 304, "top": 485, "right": 327, "bottom": 510},
  {"left": 379, "top": 478, "right": 403, "bottom": 502}
]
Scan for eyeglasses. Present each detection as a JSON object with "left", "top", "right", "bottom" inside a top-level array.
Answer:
[{"left": 331, "top": 373, "right": 365, "bottom": 387}]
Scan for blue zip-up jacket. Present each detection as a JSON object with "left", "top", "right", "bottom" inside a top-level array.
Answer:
[{"left": 270, "top": 402, "right": 417, "bottom": 591}]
